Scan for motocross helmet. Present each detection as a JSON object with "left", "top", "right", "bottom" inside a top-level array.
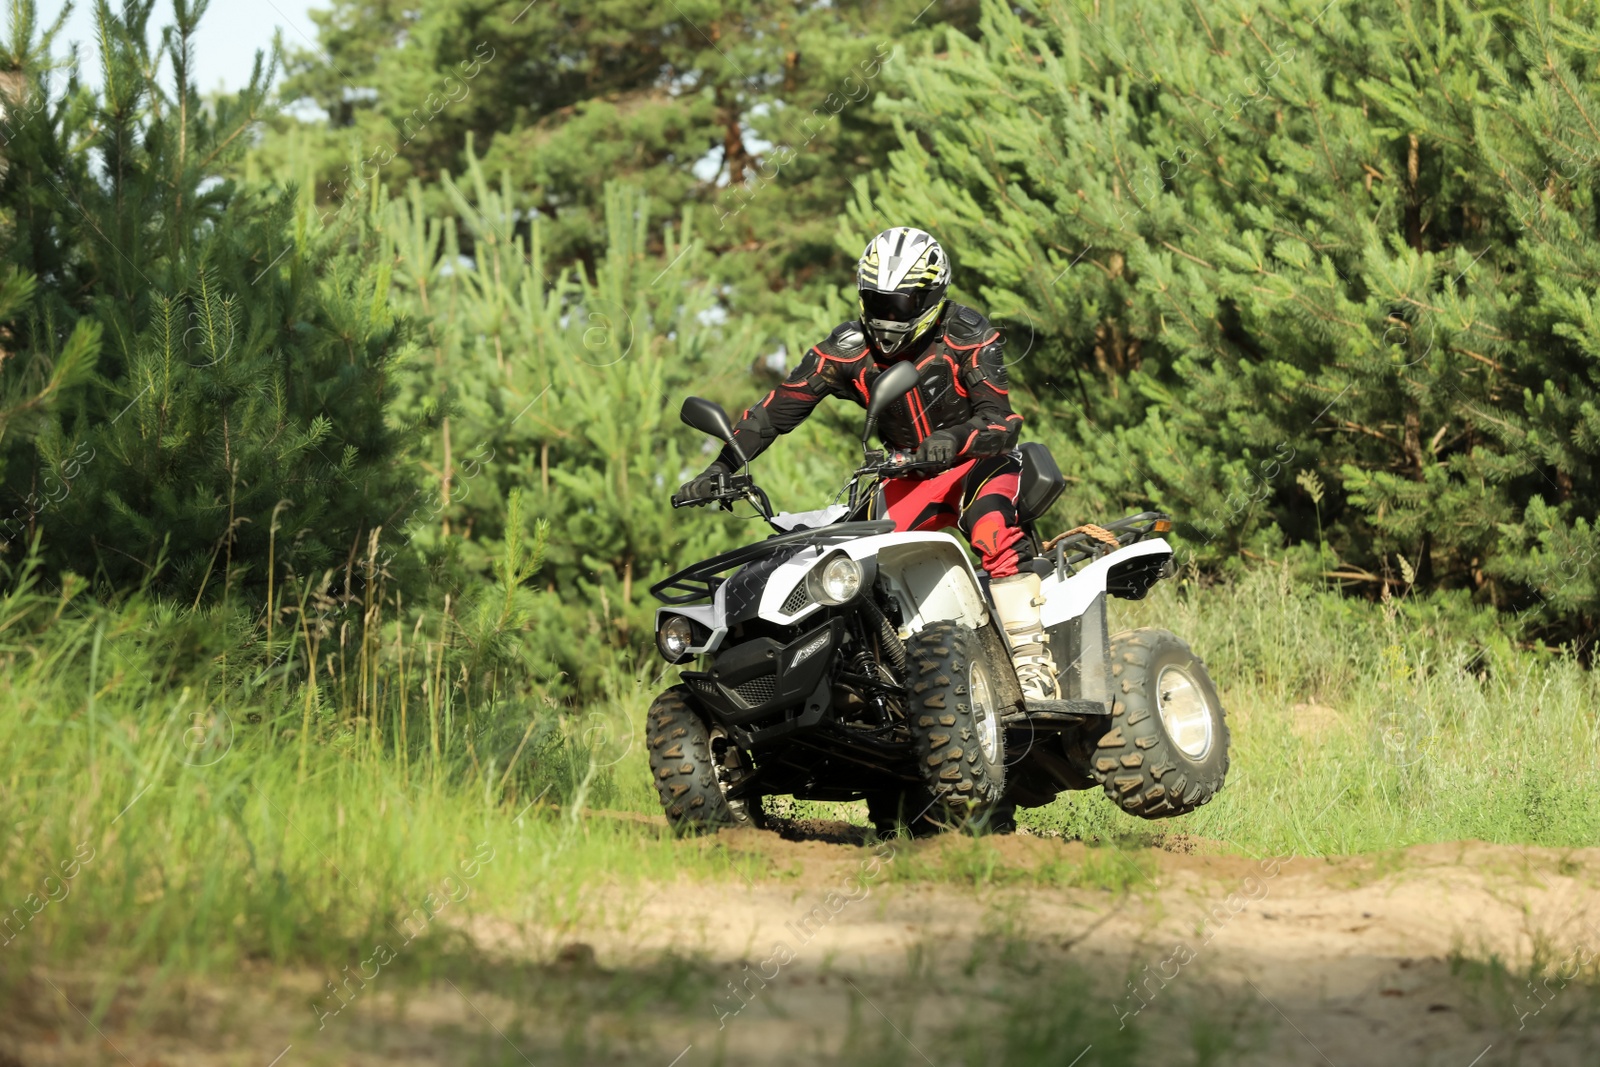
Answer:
[{"left": 857, "top": 227, "right": 951, "bottom": 357}]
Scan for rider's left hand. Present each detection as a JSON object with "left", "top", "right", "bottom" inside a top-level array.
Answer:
[
  {"left": 672, "top": 461, "right": 730, "bottom": 507},
  {"left": 914, "top": 431, "right": 960, "bottom": 469}
]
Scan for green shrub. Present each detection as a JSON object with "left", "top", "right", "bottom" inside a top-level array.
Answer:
[{"left": 0, "top": 1, "right": 422, "bottom": 605}]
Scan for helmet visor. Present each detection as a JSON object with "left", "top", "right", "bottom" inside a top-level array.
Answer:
[{"left": 860, "top": 288, "right": 938, "bottom": 325}]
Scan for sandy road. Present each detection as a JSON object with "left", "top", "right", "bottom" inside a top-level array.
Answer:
[
  {"left": 487, "top": 831, "right": 1600, "bottom": 1066},
  {"left": 6, "top": 832, "right": 1600, "bottom": 1066}
]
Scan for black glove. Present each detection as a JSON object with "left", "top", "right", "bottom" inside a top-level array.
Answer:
[
  {"left": 671, "top": 461, "right": 730, "bottom": 507},
  {"left": 914, "top": 431, "right": 960, "bottom": 469}
]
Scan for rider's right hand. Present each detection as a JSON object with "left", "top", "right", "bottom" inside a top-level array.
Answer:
[{"left": 671, "top": 461, "right": 730, "bottom": 507}]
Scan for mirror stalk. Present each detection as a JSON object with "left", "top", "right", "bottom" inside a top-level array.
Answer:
[{"left": 860, "top": 361, "right": 921, "bottom": 450}]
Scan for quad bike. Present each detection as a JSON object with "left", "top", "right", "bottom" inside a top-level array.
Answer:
[{"left": 647, "top": 362, "right": 1229, "bottom": 835}]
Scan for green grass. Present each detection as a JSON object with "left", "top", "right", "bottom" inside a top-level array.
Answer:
[
  {"left": 0, "top": 572, "right": 757, "bottom": 1007},
  {"left": 2, "top": 553, "right": 1596, "bottom": 1012},
  {"left": 1019, "top": 557, "right": 1600, "bottom": 854}
]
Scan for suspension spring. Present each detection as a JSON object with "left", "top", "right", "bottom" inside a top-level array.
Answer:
[{"left": 860, "top": 595, "right": 908, "bottom": 678}]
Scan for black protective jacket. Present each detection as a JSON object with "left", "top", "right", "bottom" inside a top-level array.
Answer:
[{"left": 714, "top": 303, "right": 1022, "bottom": 470}]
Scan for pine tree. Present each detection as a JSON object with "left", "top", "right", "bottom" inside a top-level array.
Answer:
[
  {"left": 854, "top": 0, "right": 1600, "bottom": 643},
  {"left": 252, "top": 0, "right": 981, "bottom": 325},
  {"left": 0, "top": 1, "right": 423, "bottom": 604},
  {"left": 373, "top": 150, "right": 864, "bottom": 698}
]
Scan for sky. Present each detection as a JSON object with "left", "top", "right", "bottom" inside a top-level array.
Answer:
[{"left": 40, "top": 0, "right": 325, "bottom": 95}]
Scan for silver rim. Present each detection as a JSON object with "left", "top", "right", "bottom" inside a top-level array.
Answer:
[
  {"left": 969, "top": 658, "right": 999, "bottom": 763},
  {"left": 1156, "top": 663, "right": 1214, "bottom": 760},
  {"left": 707, "top": 725, "right": 752, "bottom": 817}
]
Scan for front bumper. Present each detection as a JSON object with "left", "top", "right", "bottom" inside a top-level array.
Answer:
[{"left": 680, "top": 619, "right": 840, "bottom": 730}]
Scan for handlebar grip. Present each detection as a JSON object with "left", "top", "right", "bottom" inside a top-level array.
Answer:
[{"left": 673, "top": 471, "right": 754, "bottom": 507}]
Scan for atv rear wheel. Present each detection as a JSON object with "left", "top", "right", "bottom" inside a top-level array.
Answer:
[
  {"left": 646, "top": 687, "right": 762, "bottom": 834},
  {"left": 1092, "top": 628, "right": 1229, "bottom": 818},
  {"left": 904, "top": 621, "right": 1007, "bottom": 820}
]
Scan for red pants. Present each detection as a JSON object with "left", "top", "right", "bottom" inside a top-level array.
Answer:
[{"left": 877, "top": 453, "right": 1031, "bottom": 578}]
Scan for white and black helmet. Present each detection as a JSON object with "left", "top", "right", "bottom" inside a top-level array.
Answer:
[{"left": 857, "top": 227, "right": 951, "bottom": 356}]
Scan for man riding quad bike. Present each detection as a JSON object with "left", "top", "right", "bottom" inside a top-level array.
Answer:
[
  {"left": 659, "top": 228, "right": 1230, "bottom": 836},
  {"left": 674, "top": 227, "right": 1059, "bottom": 704}
]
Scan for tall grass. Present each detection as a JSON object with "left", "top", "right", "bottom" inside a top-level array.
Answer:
[
  {"left": 0, "top": 533, "right": 757, "bottom": 1010},
  {"left": 1022, "top": 553, "right": 1600, "bottom": 853}
]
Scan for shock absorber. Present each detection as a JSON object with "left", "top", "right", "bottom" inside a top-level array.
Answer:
[{"left": 860, "top": 595, "right": 907, "bottom": 677}]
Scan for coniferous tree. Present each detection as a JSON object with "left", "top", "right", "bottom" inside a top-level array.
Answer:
[
  {"left": 854, "top": 0, "right": 1600, "bottom": 643},
  {"left": 252, "top": 0, "right": 981, "bottom": 324},
  {"left": 0, "top": 0, "right": 423, "bottom": 603},
  {"left": 375, "top": 153, "right": 857, "bottom": 698}
]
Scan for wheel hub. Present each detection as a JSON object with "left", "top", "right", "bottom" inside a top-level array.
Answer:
[
  {"left": 1155, "top": 664, "right": 1213, "bottom": 759},
  {"left": 969, "top": 659, "right": 999, "bottom": 763},
  {"left": 708, "top": 725, "right": 758, "bottom": 822}
]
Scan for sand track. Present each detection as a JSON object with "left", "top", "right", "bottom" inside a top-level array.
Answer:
[{"left": 6, "top": 833, "right": 1599, "bottom": 1066}]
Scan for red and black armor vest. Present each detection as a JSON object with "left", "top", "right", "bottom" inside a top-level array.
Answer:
[{"left": 716, "top": 303, "right": 1023, "bottom": 469}]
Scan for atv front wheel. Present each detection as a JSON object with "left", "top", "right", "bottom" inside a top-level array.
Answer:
[
  {"left": 904, "top": 621, "right": 1007, "bottom": 819},
  {"left": 1092, "top": 628, "right": 1229, "bottom": 818},
  {"left": 646, "top": 687, "right": 762, "bottom": 834}
]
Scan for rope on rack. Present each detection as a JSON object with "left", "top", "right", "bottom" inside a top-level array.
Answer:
[{"left": 1041, "top": 523, "right": 1122, "bottom": 553}]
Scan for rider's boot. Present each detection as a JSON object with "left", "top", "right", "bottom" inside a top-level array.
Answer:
[{"left": 989, "top": 571, "right": 1059, "bottom": 702}]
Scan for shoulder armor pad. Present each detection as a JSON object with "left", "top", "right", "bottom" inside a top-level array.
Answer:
[
  {"left": 822, "top": 320, "right": 869, "bottom": 356},
  {"left": 943, "top": 303, "right": 993, "bottom": 346}
]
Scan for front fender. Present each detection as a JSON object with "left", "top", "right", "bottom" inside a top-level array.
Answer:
[
  {"left": 845, "top": 532, "right": 991, "bottom": 634},
  {"left": 756, "top": 531, "right": 991, "bottom": 634}
]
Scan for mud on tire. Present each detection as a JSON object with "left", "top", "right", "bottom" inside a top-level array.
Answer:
[
  {"left": 1092, "top": 628, "right": 1229, "bottom": 818},
  {"left": 646, "top": 686, "right": 761, "bottom": 834},
  {"left": 904, "top": 621, "right": 1007, "bottom": 819}
]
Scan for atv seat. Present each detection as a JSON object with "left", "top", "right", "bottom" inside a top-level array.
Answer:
[{"left": 1017, "top": 442, "right": 1065, "bottom": 524}]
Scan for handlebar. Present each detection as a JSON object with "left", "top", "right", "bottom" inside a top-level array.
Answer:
[
  {"left": 673, "top": 450, "right": 947, "bottom": 532},
  {"left": 672, "top": 470, "right": 745, "bottom": 508}
]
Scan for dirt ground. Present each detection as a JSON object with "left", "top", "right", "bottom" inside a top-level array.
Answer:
[{"left": 7, "top": 828, "right": 1600, "bottom": 1066}]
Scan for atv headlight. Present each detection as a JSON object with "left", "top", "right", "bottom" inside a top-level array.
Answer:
[
  {"left": 809, "top": 553, "right": 863, "bottom": 606},
  {"left": 657, "top": 615, "right": 696, "bottom": 663}
]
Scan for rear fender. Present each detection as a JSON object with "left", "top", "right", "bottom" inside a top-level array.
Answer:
[
  {"left": 1040, "top": 538, "right": 1173, "bottom": 627},
  {"left": 1035, "top": 538, "right": 1173, "bottom": 712}
]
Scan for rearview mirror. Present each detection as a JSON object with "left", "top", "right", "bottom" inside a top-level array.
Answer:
[
  {"left": 862, "top": 361, "right": 920, "bottom": 445},
  {"left": 680, "top": 396, "right": 737, "bottom": 443},
  {"left": 680, "top": 396, "right": 750, "bottom": 469}
]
